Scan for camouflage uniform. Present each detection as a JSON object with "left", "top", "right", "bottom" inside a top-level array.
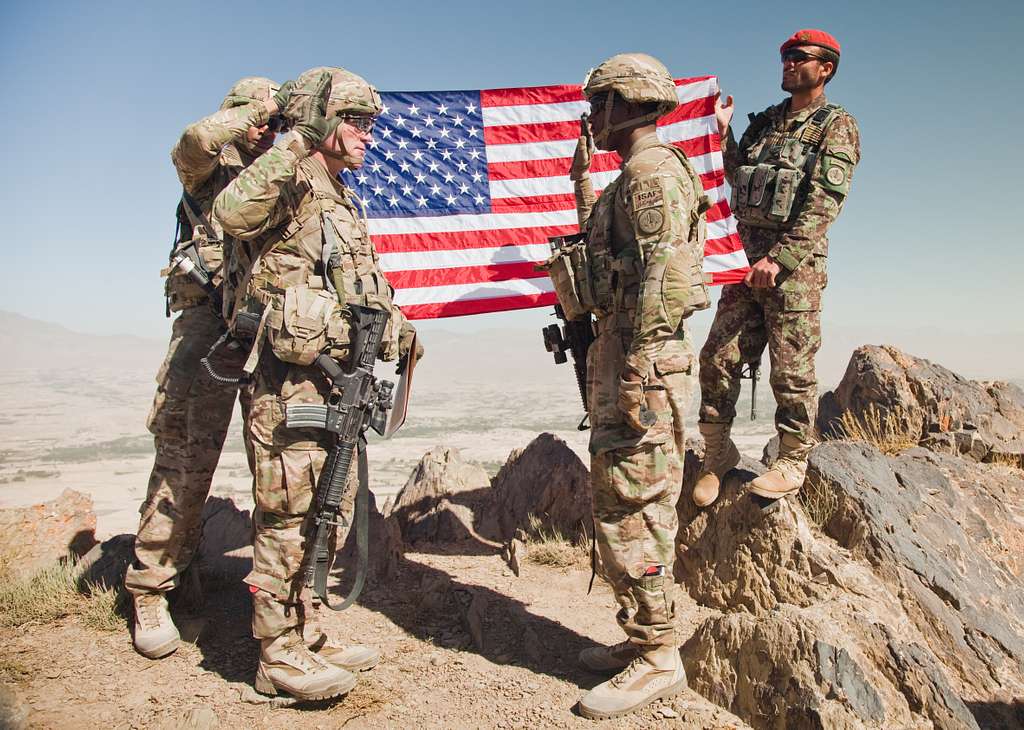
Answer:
[
  {"left": 585, "top": 131, "right": 703, "bottom": 651},
  {"left": 699, "top": 95, "right": 860, "bottom": 441},
  {"left": 212, "top": 68, "right": 412, "bottom": 645},
  {"left": 125, "top": 79, "right": 275, "bottom": 598}
]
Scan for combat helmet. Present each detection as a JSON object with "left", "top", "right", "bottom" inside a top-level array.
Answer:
[
  {"left": 292, "top": 66, "right": 382, "bottom": 119},
  {"left": 583, "top": 53, "right": 678, "bottom": 143},
  {"left": 220, "top": 76, "right": 279, "bottom": 110}
]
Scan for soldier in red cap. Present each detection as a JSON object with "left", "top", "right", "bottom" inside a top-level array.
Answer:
[{"left": 693, "top": 29, "right": 861, "bottom": 505}]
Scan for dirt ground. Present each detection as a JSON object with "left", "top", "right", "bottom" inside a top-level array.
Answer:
[{"left": 0, "top": 548, "right": 749, "bottom": 729}]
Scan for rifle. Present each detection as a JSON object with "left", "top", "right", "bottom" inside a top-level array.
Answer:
[
  {"left": 542, "top": 301, "right": 594, "bottom": 431},
  {"left": 284, "top": 304, "right": 394, "bottom": 611},
  {"left": 741, "top": 360, "right": 760, "bottom": 421}
]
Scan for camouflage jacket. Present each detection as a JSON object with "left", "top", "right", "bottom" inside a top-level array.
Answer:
[
  {"left": 721, "top": 94, "right": 860, "bottom": 271},
  {"left": 211, "top": 142, "right": 409, "bottom": 363},
  {"left": 584, "top": 133, "right": 704, "bottom": 377},
  {"left": 165, "top": 102, "right": 269, "bottom": 311}
]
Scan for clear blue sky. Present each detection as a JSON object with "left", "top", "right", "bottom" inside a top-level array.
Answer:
[{"left": 1, "top": 0, "right": 1021, "bottom": 349}]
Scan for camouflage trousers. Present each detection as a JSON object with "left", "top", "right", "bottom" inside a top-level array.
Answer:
[
  {"left": 125, "top": 305, "right": 251, "bottom": 596},
  {"left": 587, "top": 315, "right": 694, "bottom": 650},
  {"left": 245, "top": 356, "right": 357, "bottom": 640},
  {"left": 698, "top": 253, "right": 827, "bottom": 441}
]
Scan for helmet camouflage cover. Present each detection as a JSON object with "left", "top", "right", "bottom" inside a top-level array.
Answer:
[
  {"left": 220, "top": 76, "right": 278, "bottom": 110},
  {"left": 583, "top": 53, "right": 678, "bottom": 116},
  {"left": 292, "top": 66, "right": 382, "bottom": 119}
]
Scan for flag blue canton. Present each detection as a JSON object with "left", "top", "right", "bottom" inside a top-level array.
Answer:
[{"left": 340, "top": 90, "right": 490, "bottom": 219}]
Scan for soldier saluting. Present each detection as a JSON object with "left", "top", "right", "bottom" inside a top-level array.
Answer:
[{"left": 694, "top": 29, "right": 861, "bottom": 505}]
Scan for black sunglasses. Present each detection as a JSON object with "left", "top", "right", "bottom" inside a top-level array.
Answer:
[{"left": 781, "top": 49, "right": 828, "bottom": 65}]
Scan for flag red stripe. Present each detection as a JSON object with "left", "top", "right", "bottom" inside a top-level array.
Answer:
[
  {"left": 402, "top": 291, "right": 558, "bottom": 320},
  {"left": 481, "top": 84, "right": 583, "bottom": 108},
  {"left": 372, "top": 223, "right": 578, "bottom": 253},
  {"left": 386, "top": 261, "right": 545, "bottom": 289},
  {"left": 709, "top": 268, "right": 748, "bottom": 285},
  {"left": 704, "top": 232, "right": 744, "bottom": 257}
]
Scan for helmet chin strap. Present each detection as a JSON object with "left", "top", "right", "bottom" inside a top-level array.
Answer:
[
  {"left": 592, "top": 94, "right": 663, "bottom": 147},
  {"left": 319, "top": 120, "right": 360, "bottom": 166}
]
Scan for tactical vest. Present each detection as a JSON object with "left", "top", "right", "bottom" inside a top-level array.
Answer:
[
  {"left": 730, "top": 102, "right": 842, "bottom": 230},
  {"left": 583, "top": 143, "right": 709, "bottom": 319},
  {"left": 230, "top": 158, "right": 390, "bottom": 368}
]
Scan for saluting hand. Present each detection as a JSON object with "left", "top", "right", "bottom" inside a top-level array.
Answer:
[{"left": 715, "top": 92, "right": 734, "bottom": 138}]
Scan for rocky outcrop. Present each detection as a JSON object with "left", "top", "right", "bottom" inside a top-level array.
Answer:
[
  {"left": 0, "top": 488, "right": 97, "bottom": 578},
  {"left": 480, "top": 432, "right": 591, "bottom": 543},
  {"left": 388, "top": 446, "right": 491, "bottom": 545},
  {"left": 817, "top": 345, "right": 1024, "bottom": 465}
]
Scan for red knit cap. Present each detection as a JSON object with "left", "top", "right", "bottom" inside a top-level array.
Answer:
[{"left": 780, "top": 29, "right": 840, "bottom": 56}]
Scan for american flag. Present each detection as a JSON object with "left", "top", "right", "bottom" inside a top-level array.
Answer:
[{"left": 342, "top": 76, "right": 749, "bottom": 320}]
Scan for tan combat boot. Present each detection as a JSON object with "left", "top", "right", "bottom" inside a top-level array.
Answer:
[
  {"left": 132, "top": 592, "right": 180, "bottom": 659},
  {"left": 255, "top": 631, "right": 358, "bottom": 701},
  {"left": 578, "top": 640, "right": 641, "bottom": 673},
  {"left": 303, "top": 623, "right": 381, "bottom": 672},
  {"left": 578, "top": 646, "right": 687, "bottom": 720},
  {"left": 749, "top": 432, "right": 811, "bottom": 499},
  {"left": 692, "top": 422, "right": 741, "bottom": 507}
]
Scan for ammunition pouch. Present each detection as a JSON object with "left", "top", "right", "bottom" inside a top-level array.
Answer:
[
  {"left": 541, "top": 234, "right": 595, "bottom": 321},
  {"left": 163, "top": 232, "right": 223, "bottom": 312},
  {"left": 731, "top": 163, "right": 802, "bottom": 230},
  {"left": 265, "top": 283, "right": 349, "bottom": 366}
]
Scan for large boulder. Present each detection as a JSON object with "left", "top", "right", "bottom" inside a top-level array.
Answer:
[
  {"left": 675, "top": 438, "right": 1024, "bottom": 729},
  {"left": 817, "top": 345, "right": 1024, "bottom": 465},
  {"left": 0, "top": 488, "right": 97, "bottom": 579},
  {"left": 480, "top": 432, "right": 591, "bottom": 543},
  {"left": 388, "top": 446, "right": 491, "bottom": 545}
]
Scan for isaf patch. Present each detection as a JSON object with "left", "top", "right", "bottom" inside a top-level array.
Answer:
[{"left": 631, "top": 179, "right": 666, "bottom": 235}]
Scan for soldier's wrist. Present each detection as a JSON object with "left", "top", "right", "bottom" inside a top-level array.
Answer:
[{"left": 282, "top": 129, "right": 314, "bottom": 157}]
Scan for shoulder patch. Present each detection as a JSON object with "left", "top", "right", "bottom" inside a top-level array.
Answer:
[
  {"left": 631, "top": 179, "right": 664, "bottom": 213},
  {"left": 637, "top": 208, "right": 665, "bottom": 234}
]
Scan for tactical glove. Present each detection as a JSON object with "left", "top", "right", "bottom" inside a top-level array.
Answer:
[
  {"left": 569, "top": 113, "right": 594, "bottom": 181},
  {"left": 271, "top": 80, "right": 296, "bottom": 114},
  {"left": 618, "top": 377, "right": 655, "bottom": 432},
  {"left": 396, "top": 322, "right": 424, "bottom": 375},
  {"left": 285, "top": 71, "right": 336, "bottom": 149}
]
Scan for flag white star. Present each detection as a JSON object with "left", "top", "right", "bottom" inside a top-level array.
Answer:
[
  {"left": 386, "top": 172, "right": 397, "bottom": 184},
  {"left": 474, "top": 193, "right": 485, "bottom": 204},
  {"left": 455, "top": 138, "right": 467, "bottom": 149},
  {"left": 412, "top": 150, "right": 424, "bottom": 161},
  {"left": 370, "top": 161, "right": 382, "bottom": 173},
  {"left": 428, "top": 161, "right": 440, "bottom": 173},
  {"left": 456, "top": 161, "right": 468, "bottom": 172},
  {"left": 446, "top": 194, "right": 456, "bottom": 205},
  {"left": 381, "top": 103, "right": 390, "bottom": 116},
  {"left": 399, "top": 161, "right": 411, "bottom": 173},
  {"left": 395, "top": 116, "right": 406, "bottom": 128},
  {"left": 471, "top": 171, "right": 483, "bottom": 182},
  {"left": 389, "top": 195, "right": 399, "bottom": 207},
  {"left": 397, "top": 138, "right": 409, "bottom": 150},
  {"left": 373, "top": 184, "right": 384, "bottom": 196},
  {"left": 402, "top": 184, "right": 413, "bottom": 196},
  {"left": 441, "top": 149, "right": 453, "bottom": 161},
  {"left": 430, "top": 184, "right": 442, "bottom": 196},
  {"left": 465, "top": 102, "right": 477, "bottom": 115},
  {"left": 410, "top": 127, "right": 422, "bottom": 138},
  {"left": 437, "top": 103, "right": 449, "bottom": 115},
  {"left": 414, "top": 172, "right": 426, "bottom": 184},
  {"left": 468, "top": 149, "right": 482, "bottom": 160},
  {"left": 423, "top": 115, "right": 435, "bottom": 127},
  {"left": 356, "top": 172, "right": 368, "bottom": 184},
  {"left": 383, "top": 150, "right": 395, "bottom": 161},
  {"left": 380, "top": 127, "right": 393, "bottom": 139},
  {"left": 426, "top": 138, "right": 438, "bottom": 149},
  {"left": 408, "top": 104, "right": 420, "bottom": 116},
  {"left": 417, "top": 196, "right": 428, "bottom": 207},
  {"left": 368, "top": 138, "right": 379, "bottom": 148},
  {"left": 459, "top": 183, "right": 469, "bottom": 194},
  {"left": 452, "top": 114, "right": 464, "bottom": 127},
  {"left": 443, "top": 172, "right": 455, "bottom": 183},
  {"left": 467, "top": 127, "right": 479, "bottom": 138},
  {"left": 439, "top": 127, "right": 451, "bottom": 139}
]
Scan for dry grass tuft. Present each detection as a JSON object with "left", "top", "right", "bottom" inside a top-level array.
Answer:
[
  {"left": 0, "top": 558, "right": 128, "bottom": 631},
  {"left": 834, "top": 404, "right": 917, "bottom": 455},
  {"left": 987, "top": 451, "right": 1024, "bottom": 471},
  {"left": 798, "top": 474, "right": 840, "bottom": 530},
  {"left": 523, "top": 515, "right": 591, "bottom": 569}
]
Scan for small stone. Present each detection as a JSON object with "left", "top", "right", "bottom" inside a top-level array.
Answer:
[
  {"left": 430, "top": 654, "right": 447, "bottom": 667},
  {"left": 658, "top": 706, "right": 678, "bottom": 719}
]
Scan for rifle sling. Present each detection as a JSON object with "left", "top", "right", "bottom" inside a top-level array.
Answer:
[{"left": 317, "top": 437, "right": 370, "bottom": 612}]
